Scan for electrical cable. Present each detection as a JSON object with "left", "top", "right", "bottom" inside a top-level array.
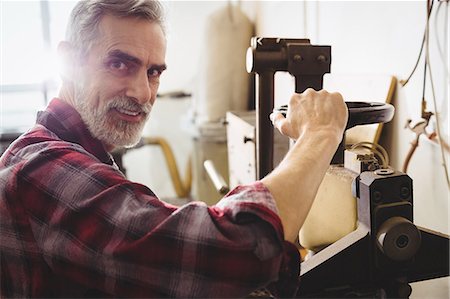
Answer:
[
  {"left": 434, "top": 1, "right": 449, "bottom": 124},
  {"left": 400, "top": 0, "right": 449, "bottom": 188},
  {"left": 422, "top": 57, "right": 427, "bottom": 102},
  {"left": 400, "top": 32, "right": 426, "bottom": 87},
  {"left": 425, "top": 32, "right": 450, "bottom": 189},
  {"left": 402, "top": 134, "right": 420, "bottom": 173},
  {"left": 434, "top": 1, "right": 450, "bottom": 86},
  {"left": 400, "top": 0, "right": 434, "bottom": 87},
  {"left": 424, "top": 0, "right": 450, "bottom": 188}
]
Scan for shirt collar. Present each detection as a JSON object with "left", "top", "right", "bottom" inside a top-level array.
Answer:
[{"left": 36, "top": 98, "right": 114, "bottom": 165}]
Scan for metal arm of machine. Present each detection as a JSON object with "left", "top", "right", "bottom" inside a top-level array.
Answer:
[{"left": 246, "top": 37, "right": 331, "bottom": 179}]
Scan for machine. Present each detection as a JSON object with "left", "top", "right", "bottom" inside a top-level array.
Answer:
[{"left": 244, "top": 37, "right": 450, "bottom": 298}]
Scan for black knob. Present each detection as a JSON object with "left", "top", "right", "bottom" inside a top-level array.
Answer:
[{"left": 376, "top": 217, "right": 421, "bottom": 261}]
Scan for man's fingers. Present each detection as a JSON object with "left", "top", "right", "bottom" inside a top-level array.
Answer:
[
  {"left": 270, "top": 113, "right": 295, "bottom": 138},
  {"left": 270, "top": 112, "right": 284, "bottom": 128}
]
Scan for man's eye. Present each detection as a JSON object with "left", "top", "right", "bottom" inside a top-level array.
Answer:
[
  {"left": 109, "top": 60, "right": 127, "bottom": 71},
  {"left": 148, "top": 68, "right": 162, "bottom": 78}
]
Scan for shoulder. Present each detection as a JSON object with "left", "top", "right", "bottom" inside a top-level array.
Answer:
[
  {"left": 5, "top": 125, "right": 94, "bottom": 164},
  {"left": 5, "top": 125, "right": 136, "bottom": 202},
  {"left": 3, "top": 124, "right": 120, "bottom": 185}
]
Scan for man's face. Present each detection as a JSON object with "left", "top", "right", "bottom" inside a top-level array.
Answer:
[{"left": 73, "top": 14, "right": 167, "bottom": 149}]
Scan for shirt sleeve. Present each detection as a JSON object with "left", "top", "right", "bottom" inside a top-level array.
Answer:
[{"left": 17, "top": 142, "right": 300, "bottom": 298}]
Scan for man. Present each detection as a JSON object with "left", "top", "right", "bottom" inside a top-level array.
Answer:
[{"left": 0, "top": 0, "right": 348, "bottom": 298}]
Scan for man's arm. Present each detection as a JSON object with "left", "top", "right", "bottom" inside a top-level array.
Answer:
[
  {"left": 261, "top": 89, "right": 348, "bottom": 242},
  {"left": 9, "top": 138, "right": 296, "bottom": 297}
]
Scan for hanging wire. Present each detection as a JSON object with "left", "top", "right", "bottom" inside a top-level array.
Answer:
[
  {"left": 433, "top": 1, "right": 449, "bottom": 125},
  {"left": 424, "top": 0, "right": 450, "bottom": 188},
  {"left": 421, "top": 52, "right": 428, "bottom": 118},
  {"left": 434, "top": 1, "right": 450, "bottom": 85},
  {"left": 400, "top": 0, "right": 434, "bottom": 87},
  {"left": 400, "top": 32, "right": 426, "bottom": 87}
]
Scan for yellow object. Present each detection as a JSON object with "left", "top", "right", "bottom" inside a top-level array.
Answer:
[
  {"left": 299, "top": 165, "right": 358, "bottom": 252},
  {"left": 142, "top": 137, "right": 192, "bottom": 198}
]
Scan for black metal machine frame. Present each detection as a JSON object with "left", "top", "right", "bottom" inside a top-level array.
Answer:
[
  {"left": 298, "top": 169, "right": 449, "bottom": 298},
  {"left": 246, "top": 37, "right": 332, "bottom": 179},
  {"left": 246, "top": 37, "right": 450, "bottom": 298}
]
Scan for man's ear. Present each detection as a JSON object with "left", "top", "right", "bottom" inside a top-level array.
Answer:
[{"left": 57, "top": 41, "right": 77, "bottom": 82}]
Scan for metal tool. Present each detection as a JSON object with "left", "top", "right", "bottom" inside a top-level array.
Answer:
[{"left": 402, "top": 118, "right": 430, "bottom": 173}]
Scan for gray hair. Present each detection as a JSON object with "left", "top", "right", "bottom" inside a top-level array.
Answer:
[{"left": 66, "top": 0, "right": 165, "bottom": 57}]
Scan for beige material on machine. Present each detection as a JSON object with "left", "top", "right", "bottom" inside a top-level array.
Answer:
[{"left": 299, "top": 165, "right": 359, "bottom": 252}]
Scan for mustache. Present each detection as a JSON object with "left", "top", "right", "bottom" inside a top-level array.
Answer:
[{"left": 106, "top": 96, "right": 152, "bottom": 114}]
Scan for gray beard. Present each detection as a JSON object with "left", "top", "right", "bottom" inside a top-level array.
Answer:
[{"left": 75, "top": 94, "right": 152, "bottom": 149}]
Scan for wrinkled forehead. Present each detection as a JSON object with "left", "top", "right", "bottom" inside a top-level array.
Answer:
[
  {"left": 96, "top": 14, "right": 165, "bottom": 44},
  {"left": 91, "top": 14, "right": 166, "bottom": 65}
]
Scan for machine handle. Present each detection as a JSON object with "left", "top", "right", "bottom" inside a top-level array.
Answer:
[{"left": 273, "top": 101, "right": 395, "bottom": 129}]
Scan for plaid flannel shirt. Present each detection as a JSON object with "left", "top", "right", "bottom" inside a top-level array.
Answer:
[{"left": 0, "top": 99, "right": 300, "bottom": 298}]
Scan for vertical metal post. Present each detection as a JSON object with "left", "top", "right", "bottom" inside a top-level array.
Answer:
[{"left": 256, "top": 72, "right": 275, "bottom": 179}]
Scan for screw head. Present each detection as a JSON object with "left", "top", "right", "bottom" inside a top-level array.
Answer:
[
  {"left": 293, "top": 54, "right": 303, "bottom": 62},
  {"left": 373, "top": 191, "right": 382, "bottom": 203},
  {"left": 317, "top": 54, "right": 327, "bottom": 62},
  {"left": 400, "top": 187, "right": 410, "bottom": 199}
]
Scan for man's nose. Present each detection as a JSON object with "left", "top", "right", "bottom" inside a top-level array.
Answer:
[{"left": 125, "top": 70, "right": 152, "bottom": 105}]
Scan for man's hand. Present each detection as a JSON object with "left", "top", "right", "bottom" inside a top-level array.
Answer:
[
  {"left": 262, "top": 89, "right": 348, "bottom": 242},
  {"left": 270, "top": 88, "right": 348, "bottom": 142}
]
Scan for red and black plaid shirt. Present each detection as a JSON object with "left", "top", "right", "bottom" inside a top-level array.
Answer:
[{"left": 0, "top": 98, "right": 300, "bottom": 298}]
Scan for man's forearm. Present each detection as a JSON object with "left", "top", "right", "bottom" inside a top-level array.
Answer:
[{"left": 261, "top": 130, "right": 342, "bottom": 242}]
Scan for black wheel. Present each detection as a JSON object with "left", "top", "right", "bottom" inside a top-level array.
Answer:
[{"left": 273, "top": 101, "right": 395, "bottom": 129}]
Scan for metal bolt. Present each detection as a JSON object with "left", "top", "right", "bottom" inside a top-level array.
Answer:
[
  {"left": 396, "top": 234, "right": 409, "bottom": 249},
  {"left": 373, "top": 191, "right": 382, "bottom": 203},
  {"left": 317, "top": 55, "right": 327, "bottom": 62},
  {"left": 293, "top": 54, "right": 303, "bottom": 62},
  {"left": 400, "top": 187, "right": 410, "bottom": 199}
]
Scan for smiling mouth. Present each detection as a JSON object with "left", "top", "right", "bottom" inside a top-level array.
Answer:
[
  {"left": 116, "top": 107, "right": 140, "bottom": 116},
  {"left": 113, "top": 107, "right": 144, "bottom": 122}
]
